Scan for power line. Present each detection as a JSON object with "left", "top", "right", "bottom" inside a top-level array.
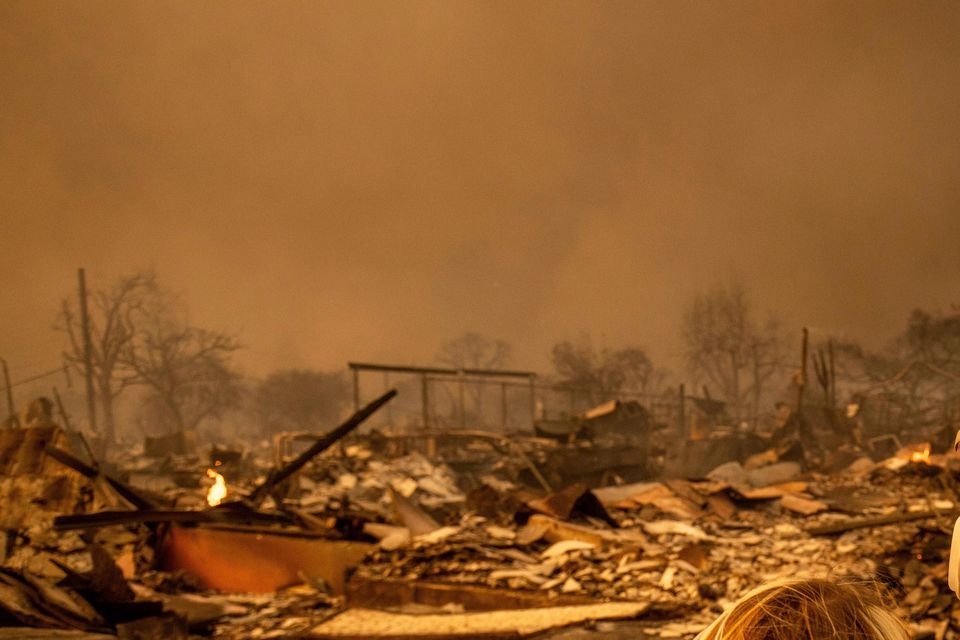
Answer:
[{"left": 0, "top": 364, "right": 71, "bottom": 394}]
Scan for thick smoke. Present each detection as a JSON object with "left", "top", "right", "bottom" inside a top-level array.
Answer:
[{"left": 1, "top": 1, "right": 959, "bottom": 378}]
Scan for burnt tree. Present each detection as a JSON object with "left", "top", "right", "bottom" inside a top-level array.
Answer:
[{"left": 58, "top": 271, "right": 158, "bottom": 444}]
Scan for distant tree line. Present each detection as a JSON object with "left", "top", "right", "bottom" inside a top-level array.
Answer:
[{"left": 60, "top": 271, "right": 960, "bottom": 442}]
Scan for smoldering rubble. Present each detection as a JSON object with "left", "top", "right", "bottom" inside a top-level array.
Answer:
[{"left": 2, "top": 391, "right": 960, "bottom": 640}]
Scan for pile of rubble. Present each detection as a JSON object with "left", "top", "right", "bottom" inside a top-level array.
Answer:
[
  {"left": 4, "top": 390, "right": 960, "bottom": 639},
  {"left": 347, "top": 453, "right": 960, "bottom": 638},
  {"left": 297, "top": 449, "right": 466, "bottom": 521}
]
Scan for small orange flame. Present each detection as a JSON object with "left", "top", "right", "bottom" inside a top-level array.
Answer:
[
  {"left": 911, "top": 446, "right": 931, "bottom": 464},
  {"left": 206, "top": 468, "right": 227, "bottom": 507}
]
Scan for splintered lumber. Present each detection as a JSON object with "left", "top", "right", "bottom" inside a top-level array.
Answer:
[
  {"left": 308, "top": 602, "right": 649, "bottom": 638},
  {"left": 248, "top": 389, "right": 397, "bottom": 504},
  {"left": 806, "top": 509, "right": 952, "bottom": 536}
]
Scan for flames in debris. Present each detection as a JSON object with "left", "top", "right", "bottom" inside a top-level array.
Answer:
[
  {"left": 206, "top": 468, "right": 227, "bottom": 506},
  {"left": 910, "top": 446, "right": 931, "bottom": 464}
]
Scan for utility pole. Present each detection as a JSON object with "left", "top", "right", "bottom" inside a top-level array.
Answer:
[
  {"left": 796, "top": 327, "right": 809, "bottom": 412},
  {"left": 828, "top": 339, "right": 836, "bottom": 409},
  {"left": 458, "top": 372, "right": 466, "bottom": 428},
  {"left": 501, "top": 382, "right": 508, "bottom": 430},
  {"left": 420, "top": 374, "right": 430, "bottom": 429},
  {"left": 78, "top": 268, "right": 98, "bottom": 436},
  {"left": 2, "top": 358, "right": 16, "bottom": 427},
  {"left": 529, "top": 377, "right": 536, "bottom": 429},
  {"left": 678, "top": 383, "right": 686, "bottom": 439}
]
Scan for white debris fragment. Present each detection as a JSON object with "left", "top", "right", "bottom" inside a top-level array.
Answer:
[
  {"left": 658, "top": 566, "right": 676, "bottom": 589},
  {"left": 642, "top": 520, "right": 709, "bottom": 540},
  {"left": 541, "top": 540, "right": 597, "bottom": 559},
  {"left": 336, "top": 473, "right": 358, "bottom": 490},
  {"left": 415, "top": 526, "right": 461, "bottom": 545},
  {"left": 390, "top": 477, "right": 419, "bottom": 498},
  {"left": 561, "top": 577, "right": 582, "bottom": 593},
  {"left": 485, "top": 525, "right": 516, "bottom": 541}
]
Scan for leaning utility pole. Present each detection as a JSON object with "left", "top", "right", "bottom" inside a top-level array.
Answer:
[{"left": 77, "top": 268, "right": 98, "bottom": 436}]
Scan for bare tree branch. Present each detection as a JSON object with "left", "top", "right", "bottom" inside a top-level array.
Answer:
[{"left": 55, "top": 270, "right": 159, "bottom": 442}]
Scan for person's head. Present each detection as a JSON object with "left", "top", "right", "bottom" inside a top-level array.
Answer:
[{"left": 696, "top": 577, "right": 910, "bottom": 640}]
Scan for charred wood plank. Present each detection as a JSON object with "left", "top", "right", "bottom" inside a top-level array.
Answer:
[
  {"left": 53, "top": 508, "right": 293, "bottom": 531},
  {"left": 805, "top": 509, "right": 952, "bottom": 536}
]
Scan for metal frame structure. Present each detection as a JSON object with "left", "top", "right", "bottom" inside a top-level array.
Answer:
[{"left": 347, "top": 361, "right": 538, "bottom": 429}]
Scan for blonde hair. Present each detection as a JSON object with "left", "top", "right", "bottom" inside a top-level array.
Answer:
[{"left": 696, "top": 577, "right": 910, "bottom": 640}]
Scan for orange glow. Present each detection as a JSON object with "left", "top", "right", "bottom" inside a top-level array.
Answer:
[
  {"left": 206, "top": 468, "right": 227, "bottom": 506},
  {"left": 911, "top": 446, "right": 931, "bottom": 464}
]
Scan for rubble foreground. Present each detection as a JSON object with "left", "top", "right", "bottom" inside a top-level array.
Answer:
[{"left": 2, "top": 393, "right": 960, "bottom": 639}]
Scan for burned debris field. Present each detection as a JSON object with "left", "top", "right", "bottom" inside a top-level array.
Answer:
[
  {"left": 3, "top": 1, "right": 960, "bottom": 639},
  {"left": 4, "top": 327, "right": 960, "bottom": 639}
]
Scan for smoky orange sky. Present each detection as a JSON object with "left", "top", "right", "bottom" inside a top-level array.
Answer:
[{"left": 2, "top": 1, "right": 959, "bottom": 383}]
